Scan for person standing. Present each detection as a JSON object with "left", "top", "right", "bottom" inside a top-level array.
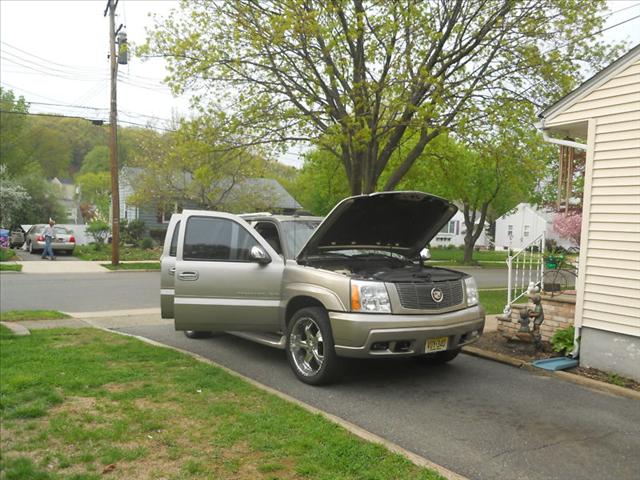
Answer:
[{"left": 42, "top": 220, "right": 56, "bottom": 260}]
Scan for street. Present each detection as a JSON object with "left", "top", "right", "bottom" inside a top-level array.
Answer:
[
  {"left": 0, "top": 271, "right": 160, "bottom": 312},
  {"left": 0, "top": 265, "right": 508, "bottom": 313},
  {"left": 115, "top": 322, "right": 640, "bottom": 480}
]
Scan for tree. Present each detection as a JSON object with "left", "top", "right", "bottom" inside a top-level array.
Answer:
[
  {"left": 285, "top": 149, "right": 350, "bottom": 215},
  {"left": 76, "top": 171, "right": 111, "bottom": 220},
  {"left": 80, "top": 145, "right": 110, "bottom": 174},
  {"left": 394, "top": 104, "right": 553, "bottom": 262},
  {"left": 553, "top": 212, "right": 582, "bottom": 246},
  {"left": 128, "top": 117, "right": 271, "bottom": 213},
  {"left": 10, "top": 164, "right": 65, "bottom": 224},
  {"left": 143, "top": 0, "right": 617, "bottom": 194},
  {"left": 0, "top": 165, "right": 30, "bottom": 226},
  {"left": 0, "top": 87, "right": 29, "bottom": 175}
]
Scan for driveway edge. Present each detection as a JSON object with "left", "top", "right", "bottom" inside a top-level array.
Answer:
[
  {"left": 462, "top": 346, "right": 640, "bottom": 401},
  {"left": 92, "top": 324, "right": 468, "bottom": 480},
  {"left": 0, "top": 321, "right": 30, "bottom": 336}
]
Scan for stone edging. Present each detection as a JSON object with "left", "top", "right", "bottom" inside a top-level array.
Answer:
[
  {"left": 0, "top": 321, "right": 30, "bottom": 336},
  {"left": 462, "top": 346, "right": 640, "bottom": 401}
]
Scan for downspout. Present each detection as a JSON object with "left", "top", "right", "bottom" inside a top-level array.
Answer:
[{"left": 536, "top": 120, "right": 586, "bottom": 358}]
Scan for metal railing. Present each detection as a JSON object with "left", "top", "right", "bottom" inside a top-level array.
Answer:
[{"left": 504, "top": 233, "right": 545, "bottom": 315}]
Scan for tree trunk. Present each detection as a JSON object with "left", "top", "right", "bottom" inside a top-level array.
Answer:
[{"left": 462, "top": 202, "right": 490, "bottom": 264}]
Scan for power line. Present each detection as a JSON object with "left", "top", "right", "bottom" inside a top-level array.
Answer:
[
  {"left": 600, "top": 2, "right": 640, "bottom": 19},
  {"left": 589, "top": 12, "right": 640, "bottom": 38}
]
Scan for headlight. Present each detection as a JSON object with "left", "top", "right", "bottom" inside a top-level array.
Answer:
[
  {"left": 351, "top": 280, "right": 391, "bottom": 313},
  {"left": 465, "top": 277, "right": 478, "bottom": 307}
]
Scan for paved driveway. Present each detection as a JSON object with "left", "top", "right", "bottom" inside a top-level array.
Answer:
[{"left": 116, "top": 323, "right": 640, "bottom": 480}]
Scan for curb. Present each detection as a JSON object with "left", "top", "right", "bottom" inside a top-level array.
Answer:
[
  {"left": 101, "top": 268, "right": 160, "bottom": 273},
  {"left": 0, "top": 321, "right": 30, "bottom": 336},
  {"left": 462, "top": 346, "right": 640, "bottom": 401},
  {"left": 87, "top": 323, "right": 468, "bottom": 480}
]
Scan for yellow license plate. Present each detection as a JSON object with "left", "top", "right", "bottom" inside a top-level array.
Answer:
[{"left": 425, "top": 337, "right": 448, "bottom": 353}]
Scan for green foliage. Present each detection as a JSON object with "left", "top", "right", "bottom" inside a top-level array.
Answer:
[
  {"left": 551, "top": 326, "right": 576, "bottom": 355},
  {"left": 9, "top": 166, "right": 65, "bottom": 225},
  {"left": 0, "top": 310, "right": 70, "bottom": 321},
  {"left": 284, "top": 149, "right": 350, "bottom": 215},
  {"left": 148, "top": 227, "right": 168, "bottom": 244},
  {"left": 86, "top": 219, "right": 110, "bottom": 246},
  {"left": 143, "top": 0, "right": 619, "bottom": 194},
  {"left": 76, "top": 171, "right": 110, "bottom": 220},
  {"left": 139, "top": 237, "right": 154, "bottom": 250},
  {"left": 0, "top": 165, "right": 31, "bottom": 226},
  {"left": 0, "top": 264, "right": 21, "bottom": 272},
  {"left": 0, "top": 247, "right": 17, "bottom": 262},
  {"left": 0, "top": 87, "right": 29, "bottom": 175},
  {"left": 121, "top": 219, "right": 146, "bottom": 245},
  {"left": 80, "top": 145, "right": 110, "bottom": 173},
  {"left": 73, "top": 244, "right": 160, "bottom": 261}
]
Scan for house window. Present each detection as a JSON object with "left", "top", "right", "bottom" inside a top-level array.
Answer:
[
  {"left": 524, "top": 225, "right": 530, "bottom": 237},
  {"left": 508, "top": 225, "right": 514, "bottom": 237},
  {"left": 442, "top": 220, "right": 458, "bottom": 235},
  {"left": 156, "top": 209, "right": 172, "bottom": 224}
]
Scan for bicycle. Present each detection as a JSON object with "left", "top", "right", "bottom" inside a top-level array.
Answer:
[{"left": 541, "top": 253, "right": 578, "bottom": 296}]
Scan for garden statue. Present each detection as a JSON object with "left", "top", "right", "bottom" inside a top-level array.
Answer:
[{"left": 516, "top": 291, "right": 545, "bottom": 346}]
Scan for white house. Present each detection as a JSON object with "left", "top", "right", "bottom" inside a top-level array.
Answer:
[
  {"left": 494, "top": 203, "right": 578, "bottom": 251},
  {"left": 538, "top": 44, "right": 640, "bottom": 381},
  {"left": 432, "top": 210, "right": 489, "bottom": 248}
]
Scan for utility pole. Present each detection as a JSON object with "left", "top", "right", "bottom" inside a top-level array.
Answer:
[{"left": 105, "top": 0, "right": 120, "bottom": 265}]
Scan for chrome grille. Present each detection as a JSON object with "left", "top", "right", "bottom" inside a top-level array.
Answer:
[{"left": 395, "top": 280, "right": 464, "bottom": 310}]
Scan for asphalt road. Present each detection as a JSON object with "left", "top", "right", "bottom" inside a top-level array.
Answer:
[
  {"left": 117, "top": 323, "right": 640, "bottom": 480},
  {"left": 0, "top": 272, "right": 160, "bottom": 312}
]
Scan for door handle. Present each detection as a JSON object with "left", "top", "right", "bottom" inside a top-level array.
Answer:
[
  {"left": 178, "top": 271, "right": 199, "bottom": 281},
  {"left": 169, "top": 267, "right": 176, "bottom": 276}
]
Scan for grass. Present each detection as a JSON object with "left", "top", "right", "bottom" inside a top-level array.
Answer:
[
  {"left": 0, "top": 247, "right": 17, "bottom": 262},
  {"left": 0, "top": 264, "right": 22, "bottom": 272},
  {"left": 100, "top": 262, "right": 160, "bottom": 271},
  {"left": 428, "top": 248, "right": 515, "bottom": 267},
  {"left": 478, "top": 289, "right": 529, "bottom": 314},
  {"left": 0, "top": 310, "right": 70, "bottom": 322},
  {"left": 73, "top": 244, "right": 161, "bottom": 261},
  {"left": 0, "top": 327, "right": 444, "bottom": 480}
]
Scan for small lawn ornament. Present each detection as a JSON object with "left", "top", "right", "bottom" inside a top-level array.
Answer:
[{"left": 515, "top": 289, "right": 544, "bottom": 347}]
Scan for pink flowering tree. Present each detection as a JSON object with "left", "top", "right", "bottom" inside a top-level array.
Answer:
[{"left": 552, "top": 212, "right": 582, "bottom": 246}]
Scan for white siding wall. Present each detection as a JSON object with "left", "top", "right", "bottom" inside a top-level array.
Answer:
[
  {"left": 494, "top": 204, "right": 549, "bottom": 250},
  {"left": 547, "top": 60, "right": 640, "bottom": 338}
]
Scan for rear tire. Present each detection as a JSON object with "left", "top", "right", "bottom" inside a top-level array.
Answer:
[
  {"left": 415, "top": 348, "right": 461, "bottom": 365},
  {"left": 286, "top": 306, "right": 341, "bottom": 385},
  {"left": 184, "top": 330, "right": 213, "bottom": 339}
]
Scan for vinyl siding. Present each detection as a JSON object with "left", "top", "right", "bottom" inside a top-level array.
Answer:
[{"left": 546, "top": 58, "right": 640, "bottom": 338}]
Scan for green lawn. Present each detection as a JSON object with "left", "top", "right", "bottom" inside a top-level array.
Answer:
[
  {"left": 100, "top": 262, "right": 160, "bottom": 271},
  {"left": 0, "top": 247, "right": 17, "bottom": 262},
  {"left": 0, "top": 327, "right": 443, "bottom": 480},
  {"left": 478, "top": 289, "right": 528, "bottom": 314},
  {"left": 0, "top": 264, "right": 22, "bottom": 272},
  {"left": 0, "top": 310, "right": 70, "bottom": 322},
  {"left": 73, "top": 244, "right": 161, "bottom": 261}
]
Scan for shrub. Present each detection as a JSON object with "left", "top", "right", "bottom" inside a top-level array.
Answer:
[
  {"left": 121, "top": 219, "right": 146, "bottom": 245},
  {"left": 550, "top": 326, "right": 576, "bottom": 355},
  {"left": 149, "top": 227, "right": 168, "bottom": 243},
  {"left": 139, "top": 237, "right": 154, "bottom": 249},
  {"left": 86, "top": 220, "right": 110, "bottom": 248}
]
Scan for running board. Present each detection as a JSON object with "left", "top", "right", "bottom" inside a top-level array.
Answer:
[{"left": 228, "top": 331, "right": 286, "bottom": 349}]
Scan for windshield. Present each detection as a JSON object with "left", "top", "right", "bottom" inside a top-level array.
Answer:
[
  {"left": 280, "top": 220, "right": 320, "bottom": 258},
  {"left": 54, "top": 227, "right": 70, "bottom": 235}
]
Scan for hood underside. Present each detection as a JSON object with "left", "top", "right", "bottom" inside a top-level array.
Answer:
[{"left": 297, "top": 191, "right": 458, "bottom": 260}]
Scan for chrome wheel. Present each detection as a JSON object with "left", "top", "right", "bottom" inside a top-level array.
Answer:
[{"left": 289, "top": 316, "right": 325, "bottom": 377}]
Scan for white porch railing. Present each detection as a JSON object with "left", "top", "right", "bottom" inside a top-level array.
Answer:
[{"left": 504, "top": 233, "right": 545, "bottom": 315}]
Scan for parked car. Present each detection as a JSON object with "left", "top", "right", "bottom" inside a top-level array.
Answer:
[
  {"left": 9, "top": 226, "right": 26, "bottom": 248},
  {"left": 160, "top": 191, "right": 485, "bottom": 385},
  {"left": 25, "top": 224, "right": 76, "bottom": 255}
]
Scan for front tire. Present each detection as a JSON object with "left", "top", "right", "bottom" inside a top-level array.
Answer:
[
  {"left": 184, "top": 330, "right": 212, "bottom": 339},
  {"left": 286, "top": 307, "right": 341, "bottom": 385}
]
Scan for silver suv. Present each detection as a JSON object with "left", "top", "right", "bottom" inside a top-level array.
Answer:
[{"left": 161, "top": 191, "right": 485, "bottom": 384}]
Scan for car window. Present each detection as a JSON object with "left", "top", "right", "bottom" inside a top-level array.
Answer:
[
  {"left": 183, "top": 216, "right": 259, "bottom": 262},
  {"left": 54, "top": 227, "right": 69, "bottom": 235},
  {"left": 254, "top": 221, "right": 283, "bottom": 255},
  {"left": 169, "top": 220, "right": 181, "bottom": 257},
  {"left": 280, "top": 220, "right": 320, "bottom": 258}
]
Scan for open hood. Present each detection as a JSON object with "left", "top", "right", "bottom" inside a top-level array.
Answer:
[{"left": 297, "top": 191, "right": 458, "bottom": 261}]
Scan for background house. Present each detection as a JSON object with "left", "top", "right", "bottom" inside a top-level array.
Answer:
[
  {"left": 538, "top": 44, "right": 640, "bottom": 381},
  {"left": 50, "top": 177, "right": 81, "bottom": 224},
  {"left": 494, "top": 203, "right": 578, "bottom": 251},
  {"left": 432, "top": 210, "right": 489, "bottom": 248},
  {"left": 118, "top": 167, "right": 303, "bottom": 234}
]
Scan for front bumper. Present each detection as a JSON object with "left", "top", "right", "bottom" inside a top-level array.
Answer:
[{"left": 329, "top": 305, "right": 485, "bottom": 358}]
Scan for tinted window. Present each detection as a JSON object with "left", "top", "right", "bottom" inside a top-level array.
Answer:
[
  {"left": 184, "top": 217, "right": 259, "bottom": 262},
  {"left": 54, "top": 227, "right": 70, "bottom": 235},
  {"left": 169, "top": 220, "right": 181, "bottom": 257}
]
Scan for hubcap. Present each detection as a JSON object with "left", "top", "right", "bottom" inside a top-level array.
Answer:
[{"left": 289, "top": 316, "right": 324, "bottom": 376}]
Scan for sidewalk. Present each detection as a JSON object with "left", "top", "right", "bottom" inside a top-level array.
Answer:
[{"left": 13, "top": 260, "right": 159, "bottom": 274}]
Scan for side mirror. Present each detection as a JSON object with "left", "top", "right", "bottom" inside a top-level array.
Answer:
[
  {"left": 420, "top": 247, "right": 431, "bottom": 261},
  {"left": 249, "top": 245, "right": 271, "bottom": 265}
]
